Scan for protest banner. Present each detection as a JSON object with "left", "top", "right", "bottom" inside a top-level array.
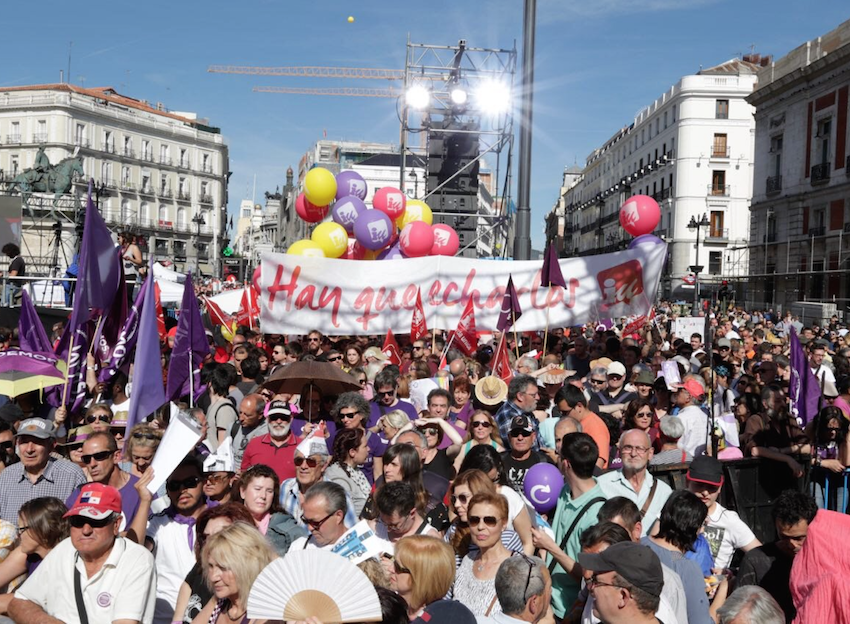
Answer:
[{"left": 259, "top": 244, "right": 666, "bottom": 335}]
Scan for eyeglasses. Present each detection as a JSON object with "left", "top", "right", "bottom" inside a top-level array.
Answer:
[
  {"left": 635, "top": 411, "right": 653, "bottom": 418},
  {"left": 509, "top": 429, "right": 531, "bottom": 438},
  {"left": 294, "top": 456, "right": 320, "bottom": 468},
  {"left": 587, "top": 574, "right": 626, "bottom": 591},
  {"left": 308, "top": 337, "right": 321, "bottom": 342},
  {"left": 69, "top": 515, "right": 114, "bottom": 530},
  {"left": 16, "top": 525, "right": 29, "bottom": 536},
  {"left": 300, "top": 512, "right": 335, "bottom": 530},
  {"left": 339, "top": 410, "right": 361, "bottom": 420},
  {"left": 86, "top": 414, "right": 111, "bottom": 424},
  {"left": 376, "top": 389, "right": 395, "bottom": 398},
  {"left": 0, "top": 441, "right": 13, "bottom": 451},
  {"left": 468, "top": 515, "right": 499, "bottom": 527},
  {"left": 393, "top": 560, "right": 411, "bottom": 575},
  {"left": 131, "top": 432, "right": 159, "bottom": 441},
  {"left": 166, "top": 476, "right": 202, "bottom": 492},
  {"left": 471, "top": 421, "right": 492, "bottom": 429},
  {"left": 521, "top": 390, "right": 540, "bottom": 399},
  {"left": 81, "top": 450, "right": 113, "bottom": 464},
  {"left": 204, "top": 473, "right": 230, "bottom": 484},
  {"left": 420, "top": 427, "right": 439, "bottom": 436},
  {"left": 590, "top": 379, "right": 606, "bottom": 385},
  {"left": 328, "top": 356, "right": 342, "bottom": 362},
  {"left": 384, "top": 513, "right": 414, "bottom": 532},
  {"left": 517, "top": 553, "right": 535, "bottom": 601},
  {"left": 719, "top": 346, "right": 731, "bottom": 351},
  {"left": 620, "top": 444, "right": 650, "bottom": 455},
  {"left": 607, "top": 374, "right": 623, "bottom": 381},
  {"left": 451, "top": 493, "right": 471, "bottom": 505}
]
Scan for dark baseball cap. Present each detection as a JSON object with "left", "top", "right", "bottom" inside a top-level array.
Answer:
[
  {"left": 412, "top": 600, "right": 477, "bottom": 624},
  {"left": 578, "top": 542, "right": 663, "bottom": 597},
  {"left": 686, "top": 455, "right": 724, "bottom": 487},
  {"left": 510, "top": 413, "right": 534, "bottom": 435}
]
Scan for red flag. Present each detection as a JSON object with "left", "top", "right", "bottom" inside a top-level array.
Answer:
[
  {"left": 154, "top": 281, "right": 166, "bottom": 342},
  {"left": 410, "top": 288, "right": 427, "bottom": 341},
  {"left": 451, "top": 298, "right": 478, "bottom": 357},
  {"left": 491, "top": 332, "right": 514, "bottom": 383},
  {"left": 382, "top": 329, "right": 402, "bottom": 366},
  {"left": 204, "top": 296, "right": 230, "bottom": 328},
  {"left": 236, "top": 287, "right": 260, "bottom": 328}
]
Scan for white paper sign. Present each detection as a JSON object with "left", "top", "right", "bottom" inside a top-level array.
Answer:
[
  {"left": 147, "top": 409, "right": 203, "bottom": 494},
  {"left": 672, "top": 317, "right": 705, "bottom": 343}
]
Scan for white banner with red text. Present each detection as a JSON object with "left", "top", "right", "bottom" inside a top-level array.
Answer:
[{"left": 259, "top": 244, "right": 667, "bottom": 336}]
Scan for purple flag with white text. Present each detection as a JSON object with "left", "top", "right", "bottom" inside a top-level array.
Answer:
[
  {"left": 126, "top": 267, "right": 166, "bottom": 433},
  {"left": 98, "top": 272, "right": 148, "bottom": 384},
  {"left": 540, "top": 243, "right": 566, "bottom": 289},
  {"left": 18, "top": 290, "right": 51, "bottom": 353},
  {"left": 166, "top": 273, "right": 209, "bottom": 402},
  {"left": 496, "top": 275, "right": 522, "bottom": 332},
  {"left": 789, "top": 327, "right": 821, "bottom": 427}
]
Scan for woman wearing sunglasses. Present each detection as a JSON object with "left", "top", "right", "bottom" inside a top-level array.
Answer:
[
  {"left": 452, "top": 411, "right": 505, "bottom": 474},
  {"left": 622, "top": 398, "right": 660, "bottom": 450},
  {"left": 390, "top": 535, "right": 456, "bottom": 621},
  {"left": 331, "top": 392, "right": 385, "bottom": 484},
  {"left": 82, "top": 403, "right": 113, "bottom": 433},
  {"left": 238, "top": 464, "right": 306, "bottom": 557},
  {"left": 452, "top": 492, "right": 513, "bottom": 617}
]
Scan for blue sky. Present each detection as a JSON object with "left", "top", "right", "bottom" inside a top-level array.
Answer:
[{"left": 4, "top": 1, "right": 848, "bottom": 249}]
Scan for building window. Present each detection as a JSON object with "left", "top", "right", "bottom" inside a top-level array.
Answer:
[
  {"left": 816, "top": 118, "right": 832, "bottom": 165},
  {"left": 10, "top": 122, "right": 20, "bottom": 143},
  {"left": 140, "top": 202, "right": 149, "bottom": 224},
  {"left": 142, "top": 139, "right": 151, "bottom": 160},
  {"left": 176, "top": 207, "right": 187, "bottom": 229},
  {"left": 174, "top": 240, "right": 186, "bottom": 259},
  {"left": 715, "top": 99, "right": 729, "bottom": 119},
  {"left": 158, "top": 205, "right": 168, "bottom": 223},
  {"left": 142, "top": 172, "right": 151, "bottom": 193},
  {"left": 123, "top": 136, "right": 133, "bottom": 157},
  {"left": 75, "top": 124, "right": 86, "bottom": 146},
  {"left": 103, "top": 130, "right": 113, "bottom": 152},
  {"left": 672, "top": 105, "right": 676, "bottom": 123},
  {"left": 160, "top": 144, "right": 169, "bottom": 164},
  {"left": 811, "top": 260, "right": 824, "bottom": 299},
  {"left": 121, "top": 166, "right": 131, "bottom": 185},
  {"left": 711, "top": 170, "right": 726, "bottom": 195},
  {"left": 712, "top": 134, "right": 728, "bottom": 158},
  {"left": 709, "top": 251, "right": 722, "bottom": 275},
  {"left": 121, "top": 199, "right": 131, "bottom": 222},
  {"left": 160, "top": 175, "right": 169, "bottom": 194},
  {"left": 10, "top": 155, "right": 19, "bottom": 175},
  {"left": 710, "top": 211, "right": 724, "bottom": 238},
  {"left": 35, "top": 120, "right": 47, "bottom": 143},
  {"left": 664, "top": 111, "right": 668, "bottom": 129},
  {"left": 202, "top": 153, "right": 210, "bottom": 173},
  {"left": 101, "top": 162, "right": 112, "bottom": 185},
  {"left": 770, "top": 135, "right": 783, "bottom": 178},
  {"left": 180, "top": 148, "right": 188, "bottom": 168}
]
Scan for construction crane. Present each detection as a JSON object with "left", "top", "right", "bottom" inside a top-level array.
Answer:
[{"left": 252, "top": 86, "right": 401, "bottom": 98}]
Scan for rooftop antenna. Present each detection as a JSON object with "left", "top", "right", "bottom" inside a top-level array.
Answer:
[{"left": 67, "top": 41, "right": 73, "bottom": 84}]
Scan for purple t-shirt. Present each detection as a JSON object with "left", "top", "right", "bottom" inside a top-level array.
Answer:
[
  {"left": 362, "top": 431, "right": 387, "bottom": 485},
  {"left": 367, "top": 399, "right": 420, "bottom": 429},
  {"left": 449, "top": 402, "right": 473, "bottom": 427}
]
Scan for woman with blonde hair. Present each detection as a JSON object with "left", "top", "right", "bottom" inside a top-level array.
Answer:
[
  {"left": 452, "top": 411, "right": 505, "bottom": 473},
  {"left": 377, "top": 409, "right": 411, "bottom": 442},
  {"left": 192, "top": 522, "right": 279, "bottom": 624},
  {"left": 390, "top": 535, "right": 456, "bottom": 620}
]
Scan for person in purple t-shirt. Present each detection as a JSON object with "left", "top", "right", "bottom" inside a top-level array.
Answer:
[
  {"left": 367, "top": 369, "right": 419, "bottom": 430},
  {"left": 65, "top": 432, "right": 147, "bottom": 542}
]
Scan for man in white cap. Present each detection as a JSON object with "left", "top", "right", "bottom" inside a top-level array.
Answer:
[
  {"left": 0, "top": 417, "right": 86, "bottom": 524},
  {"left": 9, "top": 482, "right": 156, "bottom": 623},
  {"left": 590, "top": 361, "right": 637, "bottom": 420},
  {"left": 202, "top": 438, "right": 236, "bottom": 505}
]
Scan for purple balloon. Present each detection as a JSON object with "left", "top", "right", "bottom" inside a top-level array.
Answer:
[
  {"left": 377, "top": 241, "right": 406, "bottom": 260},
  {"left": 523, "top": 463, "right": 565, "bottom": 513},
  {"left": 353, "top": 210, "right": 394, "bottom": 251},
  {"left": 628, "top": 234, "right": 664, "bottom": 250},
  {"left": 332, "top": 196, "right": 367, "bottom": 234},
  {"left": 335, "top": 171, "right": 368, "bottom": 201}
]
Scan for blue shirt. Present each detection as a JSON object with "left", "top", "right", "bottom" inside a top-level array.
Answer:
[
  {"left": 642, "top": 537, "right": 713, "bottom": 624},
  {"left": 596, "top": 469, "right": 672, "bottom": 535}
]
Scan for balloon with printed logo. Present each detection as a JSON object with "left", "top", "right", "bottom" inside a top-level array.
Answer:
[
  {"left": 335, "top": 170, "right": 368, "bottom": 201},
  {"left": 372, "top": 187, "right": 407, "bottom": 220},
  {"left": 332, "top": 196, "right": 367, "bottom": 234},
  {"left": 377, "top": 242, "right": 405, "bottom": 260},
  {"left": 353, "top": 210, "right": 394, "bottom": 251},
  {"left": 342, "top": 238, "right": 366, "bottom": 260},
  {"left": 311, "top": 222, "right": 349, "bottom": 258},
  {"left": 399, "top": 221, "right": 434, "bottom": 258},
  {"left": 523, "top": 463, "right": 565, "bottom": 513},
  {"left": 295, "top": 192, "right": 329, "bottom": 223},
  {"left": 304, "top": 167, "right": 338, "bottom": 206},
  {"left": 619, "top": 195, "right": 661, "bottom": 237},
  {"left": 287, "top": 239, "right": 326, "bottom": 258},
  {"left": 430, "top": 224, "right": 460, "bottom": 256},
  {"left": 627, "top": 234, "right": 665, "bottom": 250},
  {"left": 396, "top": 199, "right": 433, "bottom": 230}
]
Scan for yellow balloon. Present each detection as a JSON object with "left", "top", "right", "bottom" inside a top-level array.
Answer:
[
  {"left": 304, "top": 167, "right": 338, "bottom": 206},
  {"left": 311, "top": 222, "right": 349, "bottom": 258},
  {"left": 396, "top": 199, "right": 433, "bottom": 229},
  {"left": 287, "top": 239, "right": 326, "bottom": 257},
  {"left": 347, "top": 15, "right": 355, "bottom": 23}
]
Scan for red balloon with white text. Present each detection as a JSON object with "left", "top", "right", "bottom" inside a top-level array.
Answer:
[{"left": 619, "top": 195, "right": 660, "bottom": 237}]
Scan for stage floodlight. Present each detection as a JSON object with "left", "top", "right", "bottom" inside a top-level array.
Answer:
[
  {"left": 450, "top": 86, "right": 468, "bottom": 105},
  {"left": 475, "top": 80, "right": 512, "bottom": 115},
  {"left": 406, "top": 84, "right": 431, "bottom": 109}
]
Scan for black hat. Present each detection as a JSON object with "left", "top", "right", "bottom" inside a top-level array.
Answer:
[
  {"left": 578, "top": 542, "right": 663, "bottom": 597},
  {"left": 0, "top": 403, "right": 24, "bottom": 424},
  {"left": 510, "top": 413, "right": 534, "bottom": 435},
  {"left": 686, "top": 455, "right": 724, "bottom": 487},
  {"left": 412, "top": 600, "right": 477, "bottom": 624}
]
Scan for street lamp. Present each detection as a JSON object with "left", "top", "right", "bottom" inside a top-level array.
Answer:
[
  {"left": 407, "top": 170, "right": 419, "bottom": 198},
  {"left": 688, "top": 213, "right": 710, "bottom": 315},
  {"left": 192, "top": 212, "right": 206, "bottom": 275}
]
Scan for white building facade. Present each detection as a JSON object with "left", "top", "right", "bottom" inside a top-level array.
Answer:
[
  {"left": 549, "top": 59, "right": 762, "bottom": 300},
  {"left": 0, "top": 84, "right": 228, "bottom": 276}
]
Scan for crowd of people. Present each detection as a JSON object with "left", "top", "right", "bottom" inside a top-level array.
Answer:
[{"left": 0, "top": 303, "right": 847, "bottom": 623}]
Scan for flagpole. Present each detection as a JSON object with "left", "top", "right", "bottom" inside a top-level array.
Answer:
[
  {"left": 542, "top": 286, "right": 552, "bottom": 357},
  {"left": 88, "top": 315, "right": 104, "bottom": 356},
  {"left": 511, "top": 310, "right": 519, "bottom": 361},
  {"left": 62, "top": 333, "right": 75, "bottom": 408}
]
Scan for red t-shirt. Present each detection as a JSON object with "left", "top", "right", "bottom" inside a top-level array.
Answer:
[{"left": 241, "top": 433, "right": 298, "bottom": 481}]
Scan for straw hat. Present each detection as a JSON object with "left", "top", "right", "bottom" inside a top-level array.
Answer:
[{"left": 475, "top": 376, "right": 508, "bottom": 406}]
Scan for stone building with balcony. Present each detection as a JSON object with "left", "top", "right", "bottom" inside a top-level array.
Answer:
[
  {"left": 747, "top": 19, "right": 850, "bottom": 310},
  {"left": 546, "top": 58, "right": 762, "bottom": 299},
  {"left": 0, "top": 84, "right": 229, "bottom": 277}
]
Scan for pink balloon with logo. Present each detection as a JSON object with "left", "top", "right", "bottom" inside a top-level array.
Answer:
[
  {"left": 335, "top": 170, "right": 368, "bottom": 201},
  {"left": 619, "top": 195, "right": 661, "bottom": 237},
  {"left": 295, "top": 193, "right": 329, "bottom": 223},
  {"left": 332, "top": 196, "right": 367, "bottom": 234},
  {"left": 399, "top": 221, "right": 434, "bottom": 258},
  {"left": 372, "top": 187, "right": 407, "bottom": 220},
  {"left": 430, "top": 224, "right": 460, "bottom": 256}
]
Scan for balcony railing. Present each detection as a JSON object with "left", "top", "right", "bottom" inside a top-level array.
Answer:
[
  {"left": 708, "top": 184, "right": 730, "bottom": 196},
  {"left": 706, "top": 228, "right": 729, "bottom": 241},
  {"left": 158, "top": 188, "right": 173, "bottom": 198},
  {"left": 140, "top": 185, "right": 155, "bottom": 196},
  {"left": 177, "top": 191, "right": 192, "bottom": 201},
  {"left": 767, "top": 231, "right": 778, "bottom": 242},
  {"left": 142, "top": 152, "right": 155, "bottom": 162},
  {"left": 843, "top": 222, "right": 850, "bottom": 234},
  {"left": 710, "top": 145, "right": 730, "bottom": 158},
  {"left": 32, "top": 133, "right": 48, "bottom": 143},
  {"left": 154, "top": 245, "right": 169, "bottom": 255},
  {"left": 766, "top": 175, "right": 782, "bottom": 194},
  {"left": 5, "top": 135, "right": 20, "bottom": 144},
  {"left": 74, "top": 138, "right": 91, "bottom": 148},
  {"left": 811, "top": 162, "right": 830, "bottom": 184},
  {"left": 122, "top": 147, "right": 135, "bottom": 158},
  {"left": 201, "top": 164, "right": 213, "bottom": 174},
  {"left": 178, "top": 160, "right": 191, "bottom": 169},
  {"left": 102, "top": 178, "right": 117, "bottom": 189},
  {"left": 102, "top": 143, "right": 116, "bottom": 154},
  {"left": 809, "top": 225, "right": 826, "bottom": 237},
  {"left": 159, "top": 157, "right": 172, "bottom": 166},
  {"left": 120, "top": 180, "right": 136, "bottom": 191},
  {"left": 199, "top": 194, "right": 213, "bottom": 204},
  {"left": 158, "top": 220, "right": 174, "bottom": 230}
]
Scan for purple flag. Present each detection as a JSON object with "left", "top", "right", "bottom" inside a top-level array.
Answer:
[
  {"left": 95, "top": 262, "right": 128, "bottom": 369},
  {"left": 789, "top": 327, "right": 821, "bottom": 426},
  {"left": 76, "top": 189, "right": 122, "bottom": 316},
  {"left": 540, "top": 243, "right": 566, "bottom": 289},
  {"left": 98, "top": 273, "right": 148, "bottom": 384},
  {"left": 126, "top": 266, "right": 166, "bottom": 433},
  {"left": 18, "top": 290, "right": 51, "bottom": 353},
  {"left": 496, "top": 275, "right": 523, "bottom": 332},
  {"left": 166, "top": 273, "right": 209, "bottom": 402}
]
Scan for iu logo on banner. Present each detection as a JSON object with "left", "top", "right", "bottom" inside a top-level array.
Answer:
[{"left": 410, "top": 288, "right": 427, "bottom": 341}]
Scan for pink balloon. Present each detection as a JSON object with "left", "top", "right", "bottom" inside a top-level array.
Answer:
[
  {"left": 619, "top": 195, "right": 661, "bottom": 237},
  {"left": 399, "top": 221, "right": 434, "bottom": 258},
  {"left": 295, "top": 192, "right": 329, "bottom": 223},
  {"left": 430, "top": 224, "right": 459, "bottom": 256},
  {"left": 341, "top": 238, "right": 367, "bottom": 260},
  {"left": 373, "top": 187, "right": 407, "bottom": 220}
]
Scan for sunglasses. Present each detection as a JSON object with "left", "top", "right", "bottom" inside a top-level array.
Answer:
[
  {"left": 451, "top": 492, "right": 471, "bottom": 505},
  {"left": 393, "top": 560, "right": 411, "bottom": 575},
  {"left": 509, "top": 429, "right": 531, "bottom": 438},
  {"left": 420, "top": 427, "right": 439, "bottom": 436},
  {"left": 376, "top": 390, "right": 395, "bottom": 397},
  {"left": 471, "top": 421, "right": 492, "bottom": 429},
  {"left": 204, "top": 473, "right": 230, "bottom": 483},
  {"left": 328, "top": 356, "right": 342, "bottom": 362},
  {"left": 131, "top": 432, "right": 159, "bottom": 441},
  {"left": 636, "top": 411, "right": 653, "bottom": 418},
  {"left": 308, "top": 337, "right": 320, "bottom": 342},
  {"left": 294, "top": 456, "right": 320, "bottom": 468},
  {"left": 267, "top": 412, "right": 292, "bottom": 422},
  {"left": 0, "top": 441, "right": 13, "bottom": 451},
  {"left": 300, "top": 512, "right": 335, "bottom": 530},
  {"left": 16, "top": 525, "right": 29, "bottom": 536},
  {"left": 86, "top": 414, "right": 111, "bottom": 424},
  {"left": 413, "top": 346, "right": 424, "bottom": 351},
  {"left": 166, "top": 476, "right": 202, "bottom": 492},
  {"left": 607, "top": 374, "right": 623, "bottom": 381},
  {"left": 81, "top": 450, "right": 113, "bottom": 464},
  {"left": 590, "top": 379, "right": 606, "bottom": 385},
  {"left": 339, "top": 410, "right": 361, "bottom": 420},
  {"left": 69, "top": 515, "right": 114, "bottom": 529},
  {"left": 468, "top": 515, "right": 499, "bottom": 527}
]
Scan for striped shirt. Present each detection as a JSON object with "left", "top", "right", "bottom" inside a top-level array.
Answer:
[
  {"left": 0, "top": 457, "right": 87, "bottom": 525},
  {"left": 279, "top": 477, "right": 359, "bottom": 529}
]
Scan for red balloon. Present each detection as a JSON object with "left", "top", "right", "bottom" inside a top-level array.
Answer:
[
  {"left": 399, "top": 221, "right": 434, "bottom": 258},
  {"left": 619, "top": 195, "right": 660, "bottom": 237},
  {"left": 342, "top": 237, "right": 367, "bottom": 260},
  {"left": 430, "top": 224, "right": 459, "bottom": 256},
  {"left": 295, "top": 192, "right": 329, "bottom": 223},
  {"left": 372, "top": 187, "right": 407, "bottom": 220}
]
